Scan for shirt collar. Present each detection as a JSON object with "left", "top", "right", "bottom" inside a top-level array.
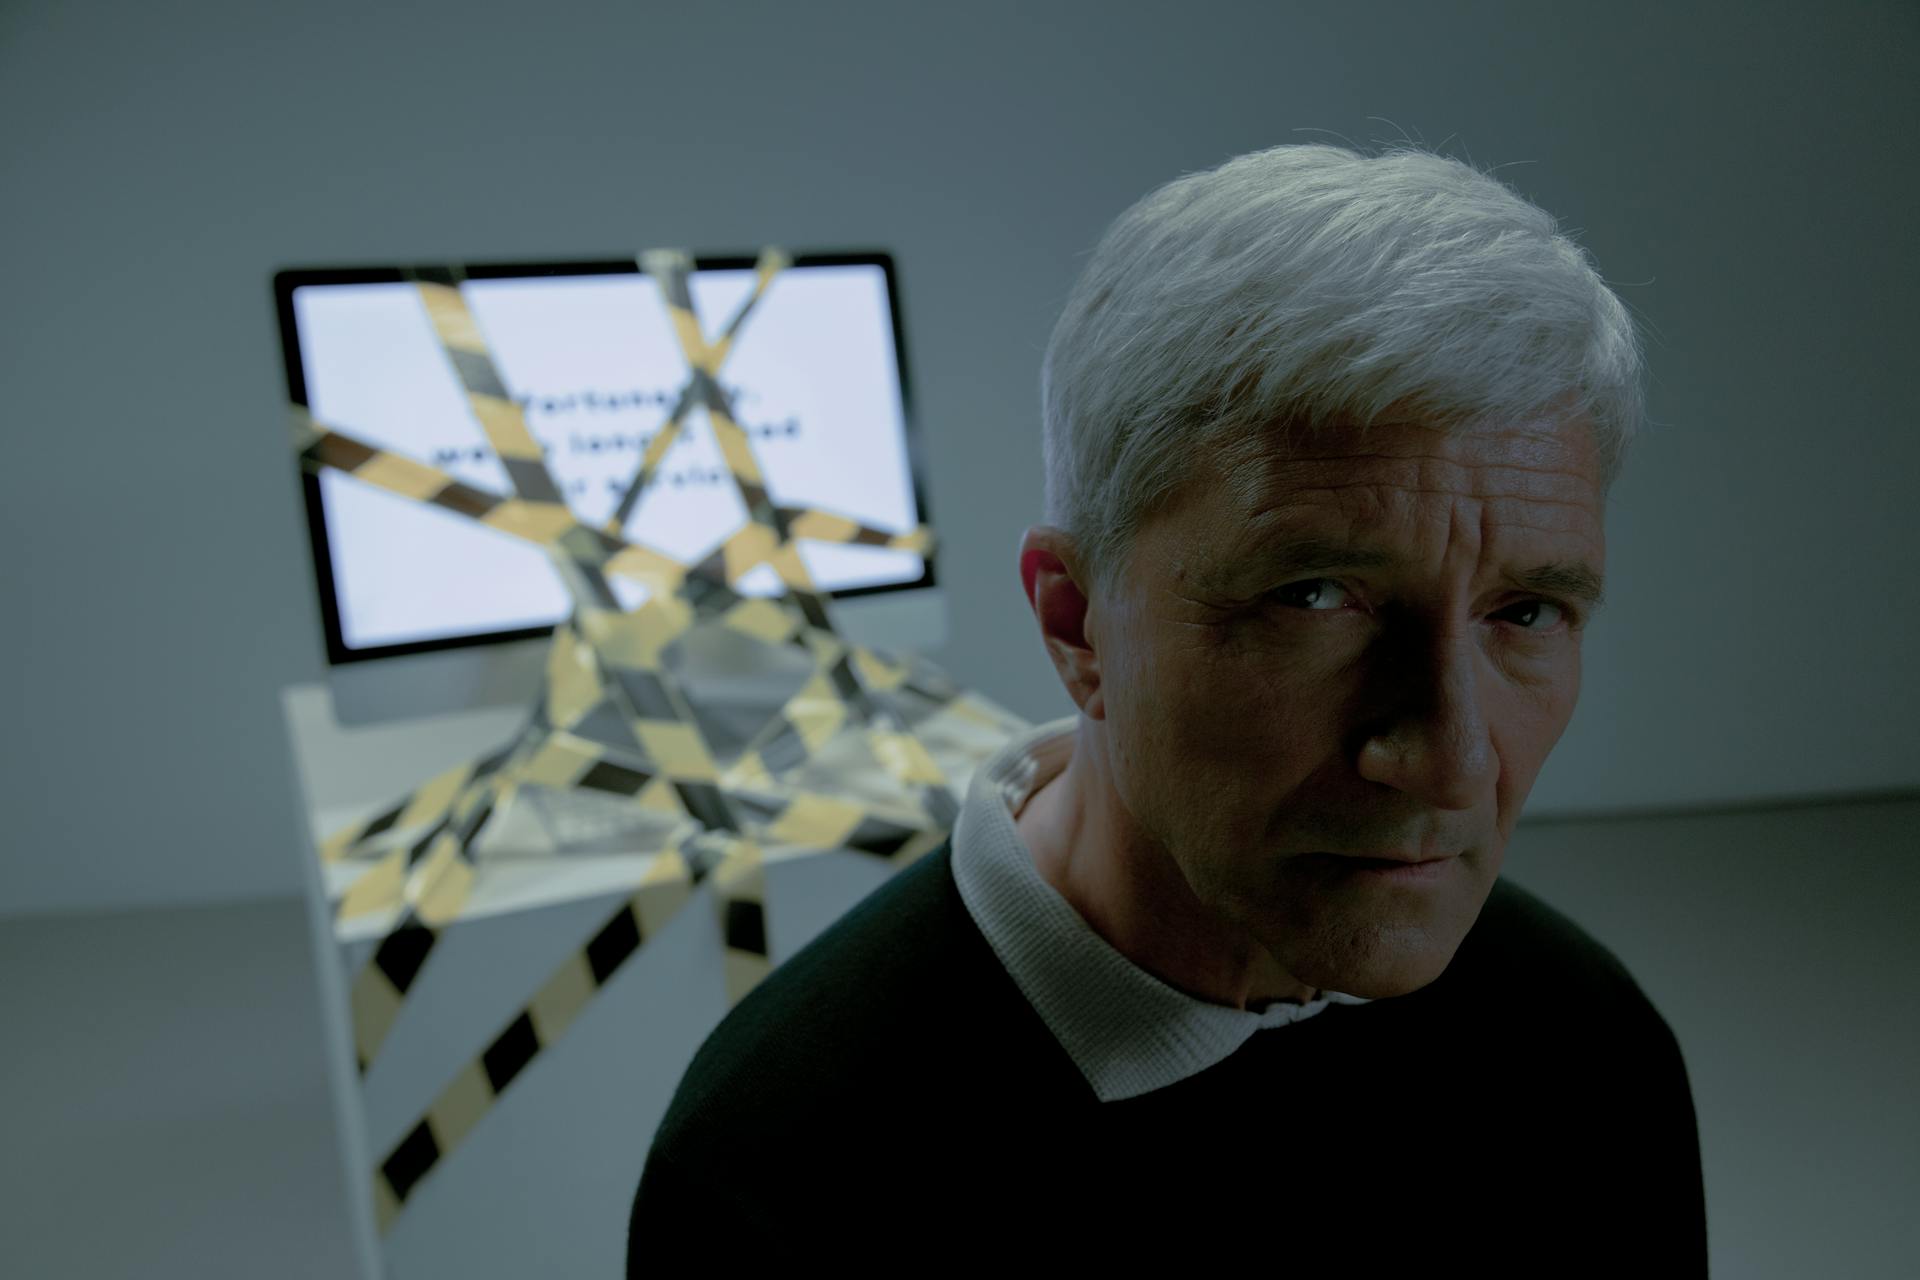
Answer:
[{"left": 951, "top": 716, "right": 1372, "bottom": 1103}]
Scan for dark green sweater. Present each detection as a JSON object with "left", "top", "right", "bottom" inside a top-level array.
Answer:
[{"left": 628, "top": 840, "right": 1707, "bottom": 1269}]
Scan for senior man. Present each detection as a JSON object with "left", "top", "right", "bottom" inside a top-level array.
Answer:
[{"left": 629, "top": 143, "right": 1707, "bottom": 1267}]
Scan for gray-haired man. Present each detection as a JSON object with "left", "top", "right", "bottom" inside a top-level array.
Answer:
[{"left": 631, "top": 143, "right": 1707, "bottom": 1269}]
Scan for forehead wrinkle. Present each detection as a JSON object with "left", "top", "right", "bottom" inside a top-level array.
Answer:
[
  {"left": 1254, "top": 452, "right": 1599, "bottom": 497},
  {"left": 1276, "top": 435, "right": 1584, "bottom": 470},
  {"left": 1262, "top": 481, "right": 1601, "bottom": 512},
  {"left": 1251, "top": 430, "right": 1597, "bottom": 490}
]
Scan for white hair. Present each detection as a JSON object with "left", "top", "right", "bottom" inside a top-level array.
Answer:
[{"left": 1040, "top": 141, "right": 1650, "bottom": 590}]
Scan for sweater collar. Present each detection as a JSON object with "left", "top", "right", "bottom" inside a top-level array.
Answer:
[{"left": 950, "top": 716, "right": 1371, "bottom": 1103}]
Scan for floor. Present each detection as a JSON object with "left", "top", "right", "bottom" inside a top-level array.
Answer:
[
  {"left": 3, "top": 794, "right": 1916, "bottom": 1277},
  {"left": 1, "top": 898, "right": 361, "bottom": 1278}
]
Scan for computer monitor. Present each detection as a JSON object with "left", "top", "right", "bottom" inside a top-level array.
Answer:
[{"left": 274, "top": 253, "right": 945, "bottom": 728}]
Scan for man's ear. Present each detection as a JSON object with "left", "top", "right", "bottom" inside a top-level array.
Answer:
[{"left": 1018, "top": 525, "right": 1105, "bottom": 719}]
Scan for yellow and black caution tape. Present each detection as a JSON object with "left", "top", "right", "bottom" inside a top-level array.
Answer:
[
  {"left": 294, "top": 247, "right": 1018, "bottom": 1230},
  {"left": 370, "top": 835, "right": 712, "bottom": 1232}
]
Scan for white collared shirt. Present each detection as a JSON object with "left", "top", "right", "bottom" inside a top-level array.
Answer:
[{"left": 950, "top": 716, "right": 1372, "bottom": 1103}]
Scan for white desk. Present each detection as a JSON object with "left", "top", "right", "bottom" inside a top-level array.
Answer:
[{"left": 278, "top": 680, "right": 1001, "bottom": 1277}]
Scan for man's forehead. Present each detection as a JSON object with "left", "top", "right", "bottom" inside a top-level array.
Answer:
[
  {"left": 1187, "top": 414, "right": 1600, "bottom": 530},
  {"left": 1222, "top": 414, "right": 1603, "bottom": 496},
  {"left": 1168, "top": 417, "right": 1607, "bottom": 600}
]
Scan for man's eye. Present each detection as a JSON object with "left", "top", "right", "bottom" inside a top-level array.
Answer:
[
  {"left": 1272, "top": 579, "right": 1352, "bottom": 609},
  {"left": 1271, "top": 582, "right": 1577, "bottom": 632},
  {"left": 1500, "top": 598, "right": 1572, "bottom": 631}
]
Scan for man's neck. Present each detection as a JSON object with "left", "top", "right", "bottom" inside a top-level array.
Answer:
[{"left": 1010, "top": 723, "right": 1319, "bottom": 1011}]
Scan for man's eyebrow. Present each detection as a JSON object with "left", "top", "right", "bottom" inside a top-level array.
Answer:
[
  {"left": 1255, "top": 535, "right": 1607, "bottom": 610},
  {"left": 1507, "top": 561, "right": 1607, "bottom": 611}
]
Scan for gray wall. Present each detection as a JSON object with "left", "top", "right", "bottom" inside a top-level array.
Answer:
[{"left": 4, "top": 0, "right": 1917, "bottom": 913}]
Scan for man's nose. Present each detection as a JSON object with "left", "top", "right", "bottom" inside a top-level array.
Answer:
[{"left": 1353, "top": 628, "right": 1496, "bottom": 811}]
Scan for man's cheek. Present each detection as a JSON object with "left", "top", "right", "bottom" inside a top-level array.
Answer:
[{"left": 1187, "top": 671, "right": 1291, "bottom": 740}]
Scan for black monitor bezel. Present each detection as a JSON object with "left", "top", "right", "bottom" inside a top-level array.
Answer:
[{"left": 272, "top": 251, "right": 937, "bottom": 668}]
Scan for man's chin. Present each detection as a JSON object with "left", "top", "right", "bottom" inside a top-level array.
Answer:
[{"left": 1289, "top": 937, "right": 1465, "bottom": 1000}]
